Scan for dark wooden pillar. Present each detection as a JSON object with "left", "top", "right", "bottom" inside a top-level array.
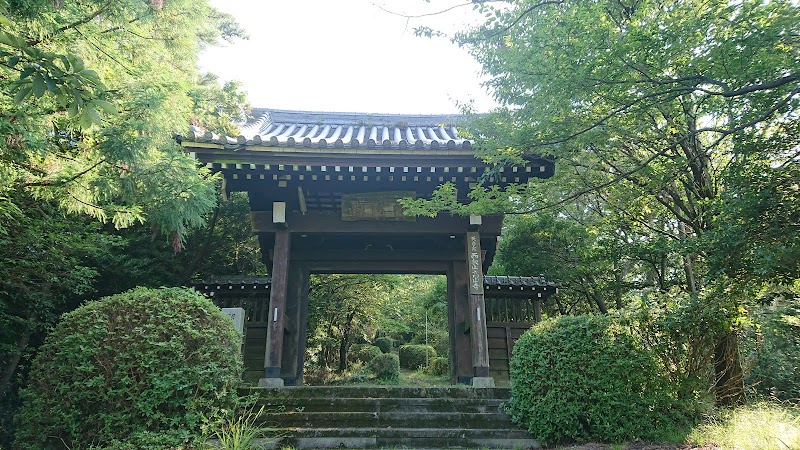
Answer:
[
  {"left": 261, "top": 228, "right": 289, "bottom": 386},
  {"left": 466, "top": 231, "right": 493, "bottom": 386},
  {"left": 293, "top": 272, "right": 312, "bottom": 385},
  {"left": 448, "top": 260, "right": 473, "bottom": 384},
  {"left": 280, "top": 264, "right": 308, "bottom": 385},
  {"left": 534, "top": 298, "right": 542, "bottom": 324}
]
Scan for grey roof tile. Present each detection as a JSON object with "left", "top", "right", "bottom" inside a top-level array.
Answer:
[{"left": 181, "top": 108, "right": 474, "bottom": 151}]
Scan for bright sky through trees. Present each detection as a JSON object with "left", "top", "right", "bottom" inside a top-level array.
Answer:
[{"left": 199, "top": 0, "right": 497, "bottom": 114}]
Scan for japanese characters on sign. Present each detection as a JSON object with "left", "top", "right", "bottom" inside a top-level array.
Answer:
[
  {"left": 341, "top": 191, "right": 416, "bottom": 222},
  {"left": 467, "top": 232, "right": 484, "bottom": 295}
]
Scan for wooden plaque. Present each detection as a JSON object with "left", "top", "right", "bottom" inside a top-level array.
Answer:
[{"left": 341, "top": 191, "right": 416, "bottom": 222}]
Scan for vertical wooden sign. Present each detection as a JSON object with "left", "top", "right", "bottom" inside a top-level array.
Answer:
[
  {"left": 466, "top": 232, "right": 490, "bottom": 377},
  {"left": 467, "top": 232, "right": 484, "bottom": 296}
]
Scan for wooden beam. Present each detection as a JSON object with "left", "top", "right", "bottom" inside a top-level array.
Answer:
[
  {"left": 450, "top": 260, "right": 473, "bottom": 384},
  {"left": 264, "top": 230, "right": 290, "bottom": 381},
  {"left": 305, "top": 260, "right": 450, "bottom": 274},
  {"left": 252, "top": 211, "right": 504, "bottom": 235},
  {"left": 290, "top": 248, "right": 465, "bottom": 262}
]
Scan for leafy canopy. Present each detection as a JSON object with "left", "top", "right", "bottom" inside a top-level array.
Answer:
[{"left": 0, "top": 0, "right": 247, "bottom": 248}]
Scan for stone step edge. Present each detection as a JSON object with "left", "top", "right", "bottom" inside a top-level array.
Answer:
[
  {"left": 261, "top": 436, "right": 542, "bottom": 450},
  {"left": 260, "top": 411, "right": 512, "bottom": 425},
  {"left": 265, "top": 426, "right": 534, "bottom": 438},
  {"left": 245, "top": 386, "right": 512, "bottom": 399},
  {"left": 258, "top": 396, "right": 509, "bottom": 405}
]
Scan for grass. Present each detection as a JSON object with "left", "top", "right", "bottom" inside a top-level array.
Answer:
[
  {"left": 304, "top": 364, "right": 450, "bottom": 387},
  {"left": 397, "top": 368, "right": 449, "bottom": 386},
  {"left": 687, "top": 401, "right": 800, "bottom": 450},
  {"left": 207, "top": 404, "right": 274, "bottom": 450}
]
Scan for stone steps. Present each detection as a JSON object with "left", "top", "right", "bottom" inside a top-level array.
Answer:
[
  {"left": 258, "top": 396, "right": 506, "bottom": 413},
  {"left": 248, "top": 386, "right": 540, "bottom": 449}
]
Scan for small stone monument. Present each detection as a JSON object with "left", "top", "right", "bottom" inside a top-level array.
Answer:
[{"left": 221, "top": 307, "right": 245, "bottom": 336}]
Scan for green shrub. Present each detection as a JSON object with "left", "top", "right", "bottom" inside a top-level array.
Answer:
[
  {"left": 425, "top": 356, "right": 449, "bottom": 376},
  {"left": 14, "top": 287, "right": 244, "bottom": 449},
  {"left": 745, "top": 301, "right": 800, "bottom": 401},
  {"left": 373, "top": 336, "right": 394, "bottom": 353},
  {"left": 348, "top": 344, "right": 382, "bottom": 364},
  {"left": 412, "top": 328, "right": 449, "bottom": 357},
  {"left": 508, "top": 315, "right": 690, "bottom": 445},
  {"left": 399, "top": 344, "right": 436, "bottom": 370},
  {"left": 368, "top": 353, "right": 400, "bottom": 381}
]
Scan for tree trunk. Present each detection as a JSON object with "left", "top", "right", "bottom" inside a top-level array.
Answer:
[
  {"left": 613, "top": 261, "right": 624, "bottom": 309},
  {"left": 337, "top": 336, "right": 350, "bottom": 373},
  {"left": 714, "top": 330, "right": 746, "bottom": 406},
  {"left": 0, "top": 326, "right": 32, "bottom": 403},
  {"left": 584, "top": 276, "right": 608, "bottom": 314},
  {"left": 679, "top": 222, "right": 698, "bottom": 293},
  {"left": 337, "top": 309, "right": 357, "bottom": 373}
]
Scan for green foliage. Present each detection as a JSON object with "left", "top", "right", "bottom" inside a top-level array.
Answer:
[
  {"left": 348, "top": 344, "right": 382, "bottom": 364},
  {"left": 14, "top": 287, "right": 244, "bottom": 449},
  {"left": 306, "top": 274, "right": 399, "bottom": 373},
  {"left": 367, "top": 353, "right": 400, "bottom": 382},
  {"left": 508, "top": 315, "right": 691, "bottom": 445},
  {"left": 425, "top": 356, "right": 449, "bottom": 377},
  {"left": 688, "top": 402, "right": 800, "bottom": 450},
  {"left": 745, "top": 291, "right": 800, "bottom": 401},
  {"left": 620, "top": 292, "right": 727, "bottom": 399},
  {"left": 373, "top": 337, "right": 394, "bottom": 354},
  {"left": 0, "top": 0, "right": 248, "bottom": 246},
  {"left": 398, "top": 344, "right": 437, "bottom": 370},
  {"left": 305, "top": 275, "right": 448, "bottom": 375},
  {"left": 410, "top": 0, "right": 800, "bottom": 406},
  {"left": 496, "top": 213, "right": 625, "bottom": 314},
  {"left": 707, "top": 156, "right": 800, "bottom": 284},
  {"left": 208, "top": 404, "right": 272, "bottom": 450}
]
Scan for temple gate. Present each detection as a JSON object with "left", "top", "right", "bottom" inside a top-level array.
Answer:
[{"left": 180, "top": 109, "right": 556, "bottom": 386}]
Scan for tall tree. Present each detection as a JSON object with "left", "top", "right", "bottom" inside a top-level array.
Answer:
[
  {"left": 1, "top": 0, "right": 246, "bottom": 248},
  {"left": 0, "top": 1, "right": 249, "bottom": 443},
  {"left": 405, "top": 0, "right": 799, "bottom": 404}
]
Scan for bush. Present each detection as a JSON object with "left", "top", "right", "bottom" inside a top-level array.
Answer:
[
  {"left": 508, "top": 315, "right": 690, "bottom": 445},
  {"left": 412, "top": 328, "right": 450, "bottom": 358},
  {"left": 348, "top": 344, "right": 382, "bottom": 364},
  {"left": 399, "top": 344, "right": 436, "bottom": 370},
  {"left": 368, "top": 353, "right": 400, "bottom": 381},
  {"left": 745, "top": 301, "right": 800, "bottom": 401},
  {"left": 373, "top": 336, "right": 394, "bottom": 353},
  {"left": 425, "top": 356, "right": 449, "bottom": 376},
  {"left": 14, "top": 287, "right": 244, "bottom": 449}
]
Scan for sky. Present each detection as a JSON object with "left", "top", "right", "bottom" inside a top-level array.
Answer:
[{"left": 198, "top": 1, "right": 498, "bottom": 115}]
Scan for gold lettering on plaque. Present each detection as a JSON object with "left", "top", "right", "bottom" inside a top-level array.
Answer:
[
  {"left": 467, "top": 232, "right": 484, "bottom": 295},
  {"left": 341, "top": 191, "right": 416, "bottom": 222}
]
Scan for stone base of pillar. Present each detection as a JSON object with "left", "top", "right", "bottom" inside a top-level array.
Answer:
[
  {"left": 471, "top": 377, "right": 496, "bottom": 388},
  {"left": 258, "top": 377, "right": 284, "bottom": 388}
]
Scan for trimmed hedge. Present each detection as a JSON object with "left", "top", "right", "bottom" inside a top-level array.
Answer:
[
  {"left": 373, "top": 336, "right": 394, "bottom": 353},
  {"left": 508, "top": 315, "right": 689, "bottom": 445},
  {"left": 425, "top": 356, "right": 449, "bottom": 376},
  {"left": 399, "top": 344, "right": 436, "bottom": 370},
  {"left": 348, "top": 344, "right": 382, "bottom": 364},
  {"left": 14, "top": 287, "right": 243, "bottom": 449},
  {"left": 368, "top": 353, "right": 400, "bottom": 381}
]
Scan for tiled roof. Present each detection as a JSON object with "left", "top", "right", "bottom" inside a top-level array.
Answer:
[
  {"left": 180, "top": 108, "right": 473, "bottom": 151},
  {"left": 192, "top": 276, "right": 272, "bottom": 289}
]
